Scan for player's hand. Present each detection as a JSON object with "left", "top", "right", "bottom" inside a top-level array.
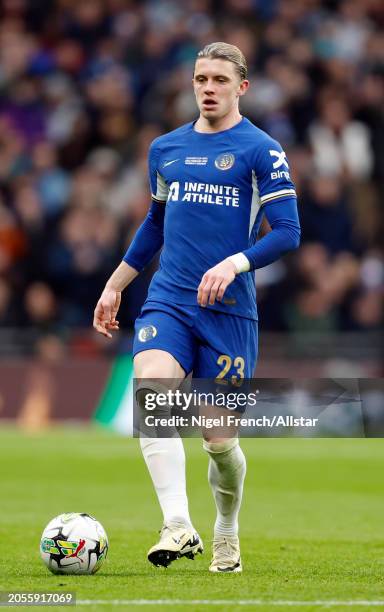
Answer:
[
  {"left": 197, "top": 258, "right": 237, "bottom": 307},
  {"left": 93, "top": 287, "right": 121, "bottom": 339}
]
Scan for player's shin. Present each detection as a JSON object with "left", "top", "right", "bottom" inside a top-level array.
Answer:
[
  {"left": 204, "top": 437, "right": 245, "bottom": 572},
  {"left": 139, "top": 436, "right": 192, "bottom": 526},
  {"left": 203, "top": 437, "right": 246, "bottom": 537},
  {"left": 137, "top": 385, "right": 192, "bottom": 527}
]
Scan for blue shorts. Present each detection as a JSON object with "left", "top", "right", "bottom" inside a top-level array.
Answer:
[{"left": 133, "top": 300, "right": 258, "bottom": 380}]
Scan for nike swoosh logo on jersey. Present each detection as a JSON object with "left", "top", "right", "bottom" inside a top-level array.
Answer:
[{"left": 163, "top": 159, "right": 179, "bottom": 167}]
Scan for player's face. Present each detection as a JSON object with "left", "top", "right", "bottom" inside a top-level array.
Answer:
[{"left": 193, "top": 58, "right": 249, "bottom": 121}]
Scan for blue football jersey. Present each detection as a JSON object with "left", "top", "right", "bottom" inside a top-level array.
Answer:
[{"left": 144, "top": 117, "right": 296, "bottom": 320}]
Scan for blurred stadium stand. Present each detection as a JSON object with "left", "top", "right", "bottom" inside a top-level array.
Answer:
[{"left": 0, "top": 0, "right": 382, "bottom": 417}]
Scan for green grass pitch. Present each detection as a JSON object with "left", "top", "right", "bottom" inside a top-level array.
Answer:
[{"left": 0, "top": 428, "right": 383, "bottom": 611}]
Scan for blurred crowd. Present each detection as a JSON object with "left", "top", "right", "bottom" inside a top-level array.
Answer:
[{"left": 0, "top": 0, "right": 383, "bottom": 352}]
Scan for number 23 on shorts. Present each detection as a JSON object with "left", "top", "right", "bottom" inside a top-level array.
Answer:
[{"left": 215, "top": 354, "right": 245, "bottom": 387}]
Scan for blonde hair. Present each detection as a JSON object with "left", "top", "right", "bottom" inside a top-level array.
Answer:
[{"left": 196, "top": 42, "right": 248, "bottom": 80}]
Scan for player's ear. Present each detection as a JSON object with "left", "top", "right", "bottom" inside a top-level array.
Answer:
[{"left": 238, "top": 80, "right": 249, "bottom": 97}]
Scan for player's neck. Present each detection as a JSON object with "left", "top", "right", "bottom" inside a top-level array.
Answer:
[{"left": 194, "top": 110, "right": 243, "bottom": 133}]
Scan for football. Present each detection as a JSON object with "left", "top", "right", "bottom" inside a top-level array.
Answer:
[{"left": 40, "top": 513, "right": 108, "bottom": 575}]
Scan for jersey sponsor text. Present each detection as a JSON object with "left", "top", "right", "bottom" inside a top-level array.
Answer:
[{"left": 168, "top": 181, "right": 240, "bottom": 207}]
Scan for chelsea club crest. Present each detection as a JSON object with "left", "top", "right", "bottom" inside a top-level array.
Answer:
[
  {"left": 138, "top": 325, "right": 157, "bottom": 342},
  {"left": 215, "top": 152, "right": 235, "bottom": 170}
]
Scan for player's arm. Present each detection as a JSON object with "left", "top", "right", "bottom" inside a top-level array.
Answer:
[
  {"left": 93, "top": 199, "right": 166, "bottom": 338},
  {"left": 94, "top": 139, "right": 168, "bottom": 337},
  {"left": 93, "top": 261, "right": 135, "bottom": 339},
  {"left": 236, "top": 197, "right": 300, "bottom": 270},
  {"left": 197, "top": 197, "right": 300, "bottom": 306},
  {"left": 239, "top": 138, "right": 301, "bottom": 271}
]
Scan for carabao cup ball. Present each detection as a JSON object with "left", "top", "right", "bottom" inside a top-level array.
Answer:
[{"left": 40, "top": 513, "right": 108, "bottom": 574}]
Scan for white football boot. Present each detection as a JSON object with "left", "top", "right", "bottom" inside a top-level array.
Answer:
[
  {"left": 209, "top": 535, "right": 242, "bottom": 573},
  {"left": 147, "top": 518, "right": 203, "bottom": 568}
]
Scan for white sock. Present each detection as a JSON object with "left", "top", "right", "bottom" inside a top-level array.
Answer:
[
  {"left": 140, "top": 437, "right": 192, "bottom": 527},
  {"left": 204, "top": 438, "right": 246, "bottom": 538}
]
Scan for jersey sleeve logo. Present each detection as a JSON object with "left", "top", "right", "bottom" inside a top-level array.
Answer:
[
  {"left": 215, "top": 153, "right": 235, "bottom": 170},
  {"left": 269, "top": 149, "right": 289, "bottom": 169}
]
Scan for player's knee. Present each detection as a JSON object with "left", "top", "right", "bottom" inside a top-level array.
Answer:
[
  {"left": 136, "top": 382, "right": 171, "bottom": 417},
  {"left": 203, "top": 437, "right": 239, "bottom": 454}
]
